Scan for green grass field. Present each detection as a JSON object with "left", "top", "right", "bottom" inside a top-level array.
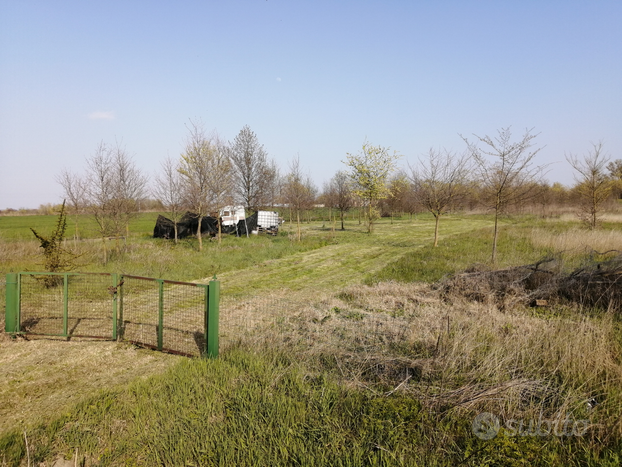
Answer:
[{"left": 2, "top": 211, "right": 622, "bottom": 466}]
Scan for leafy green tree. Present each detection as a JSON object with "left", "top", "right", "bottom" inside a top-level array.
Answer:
[{"left": 344, "top": 142, "right": 402, "bottom": 233}]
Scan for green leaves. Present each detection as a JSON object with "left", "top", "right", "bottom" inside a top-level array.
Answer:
[{"left": 344, "top": 142, "right": 402, "bottom": 233}]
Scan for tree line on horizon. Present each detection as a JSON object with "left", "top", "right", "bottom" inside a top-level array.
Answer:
[{"left": 34, "top": 123, "right": 621, "bottom": 260}]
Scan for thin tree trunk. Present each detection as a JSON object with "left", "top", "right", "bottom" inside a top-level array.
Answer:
[
  {"left": 197, "top": 215, "right": 203, "bottom": 251},
  {"left": 101, "top": 236, "right": 108, "bottom": 265},
  {"left": 434, "top": 214, "right": 440, "bottom": 247},
  {"left": 74, "top": 215, "right": 80, "bottom": 241},
  {"left": 492, "top": 210, "right": 499, "bottom": 263}
]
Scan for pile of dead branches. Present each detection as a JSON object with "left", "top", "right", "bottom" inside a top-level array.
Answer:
[{"left": 439, "top": 253, "right": 622, "bottom": 312}]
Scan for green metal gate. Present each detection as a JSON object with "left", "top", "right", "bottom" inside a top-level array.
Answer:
[{"left": 4, "top": 272, "right": 219, "bottom": 358}]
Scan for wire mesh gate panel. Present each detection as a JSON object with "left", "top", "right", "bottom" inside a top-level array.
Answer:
[
  {"left": 120, "top": 275, "right": 208, "bottom": 356},
  {"left": 18, "top": 273, "right": 114, "bottom": 337},
  {"left": 6, "top": 272, "right": 214, "bottom": 357}
]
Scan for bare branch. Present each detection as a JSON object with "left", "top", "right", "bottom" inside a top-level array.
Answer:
[
  {"left": 566, "top": 141, "right": 612, "bottom": 229},
  {"left": 408, "top": 148, "right": 471, "bottom": 246},
  {"left": 462, "top": 127, "right": 546, "bottom": 262}
]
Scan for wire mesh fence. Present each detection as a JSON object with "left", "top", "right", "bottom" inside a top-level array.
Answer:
[
  {"left": 219, "top": 287, "right": 417, "bottom": 358},
  {"left": 219, "top": 290, "right": 297, "bottom": 349},
  {"left": 5, "top": 272, "right": 213, "bottom": 357},
  {"left": 19, "top": 274, "right": 67, "bottom": 336},
  {"left": 162, "top": 282, "right": 206, "bottom": 356},
  {"left": 5, "top": 269, "right": 421, "bottom": 363},
  {"left": 120, "top": 276, "right": 207, "bottom": 356},
  {"left": 17, "top": 273, "right": 115, "bottom": 337},
  {"left": 120, "top": 276, "right": 160, "bottom": 348},
  {"left": 66, "top": 274, "right": 114, "bottom": 337}
]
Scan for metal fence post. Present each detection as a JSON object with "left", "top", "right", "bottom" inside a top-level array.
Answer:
[
  {"left": 5, "top": 273, "right": 19, "bottom": 333},
  {"left": 63, "top": 273, "right": 69, "bottom": 338},
  {"left": 112, "top": 274, "right": 118, "bottom": 341},
  {"left": 158, "top": 279, "right": 164, "bottom": 351},
  {"left": 206, "top": 276, "right": 220, "bottom": 358}
]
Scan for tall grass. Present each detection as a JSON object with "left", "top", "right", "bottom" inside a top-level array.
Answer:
[{"left": 530, "top": 227, "right": 622, "bottom": 254}]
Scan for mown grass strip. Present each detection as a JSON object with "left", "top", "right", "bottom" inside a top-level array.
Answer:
[{"left": 366, "top": 218, "right": 588, "bottom": 284}]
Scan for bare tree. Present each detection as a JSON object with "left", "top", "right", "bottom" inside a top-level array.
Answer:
[
  {"left": 114, "top": 145, "right": 149, "bottom": 236},
  {"left": 409, "top": 148, "right": 471, "bottom": 247},
  {"left": 260, "top": 158, "right": 281, "bottom": 209},
  {"left": 178, "top": 121, "right": 215, "bottom": 251},
  {"left": 84, "top": 141, "right": 148, "bottom": 262},
  {"left": 567, "top": 142, "right": 612, "bottom": 230},
  {"left": 208, "top": 137, "right": 234, "bottom": 244},
  {"left": 282, "top": 157, "right": 316, "bottom": 241},
  {"left": 324, "top": 170, "right": 354, "bottom": 230},
  {"left": 153, "top": 156, "right": 185, "bottom": 243},
  {"left": 229, "top": 125, "right": 277, "bottom": 212},
  {"left": 56, "top": 169, "right": 87, "bottom": 240},
  {"left": 462, "top": 127, "right": 545, "bottom": 262},
  {"left": 344, "top": 142, "right": 402, "bottom": 233}
]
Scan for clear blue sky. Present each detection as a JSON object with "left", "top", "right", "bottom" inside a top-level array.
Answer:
[{"left": 1, "top": 0, "right": 620, "bottom": 209}]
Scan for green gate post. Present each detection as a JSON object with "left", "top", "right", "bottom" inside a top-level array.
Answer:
[
  {"left": 111, "top": 274, "right": 118, "bottom": 341},
  {"left": 157, "top": 279, "right": 164, "bottom": 351},
  {"left": 5, "top": 273, "right": 19, "bottom": 333},
  {"left": 205, "top": 276, "right": 220, "bottom": 358}
]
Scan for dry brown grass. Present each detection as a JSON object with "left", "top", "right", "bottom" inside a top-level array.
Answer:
[
  {"left": 0, "top": 337, "right": 180, "bottom": 435},
  {"left": 531, "top": 227, "right": 622, "bottom": 253},
  {"left": 0, "top": 240, "right": 40, "bottom": 266},
  {"left": 221, "top": 280, "right": 622, "bottom": 442}
]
